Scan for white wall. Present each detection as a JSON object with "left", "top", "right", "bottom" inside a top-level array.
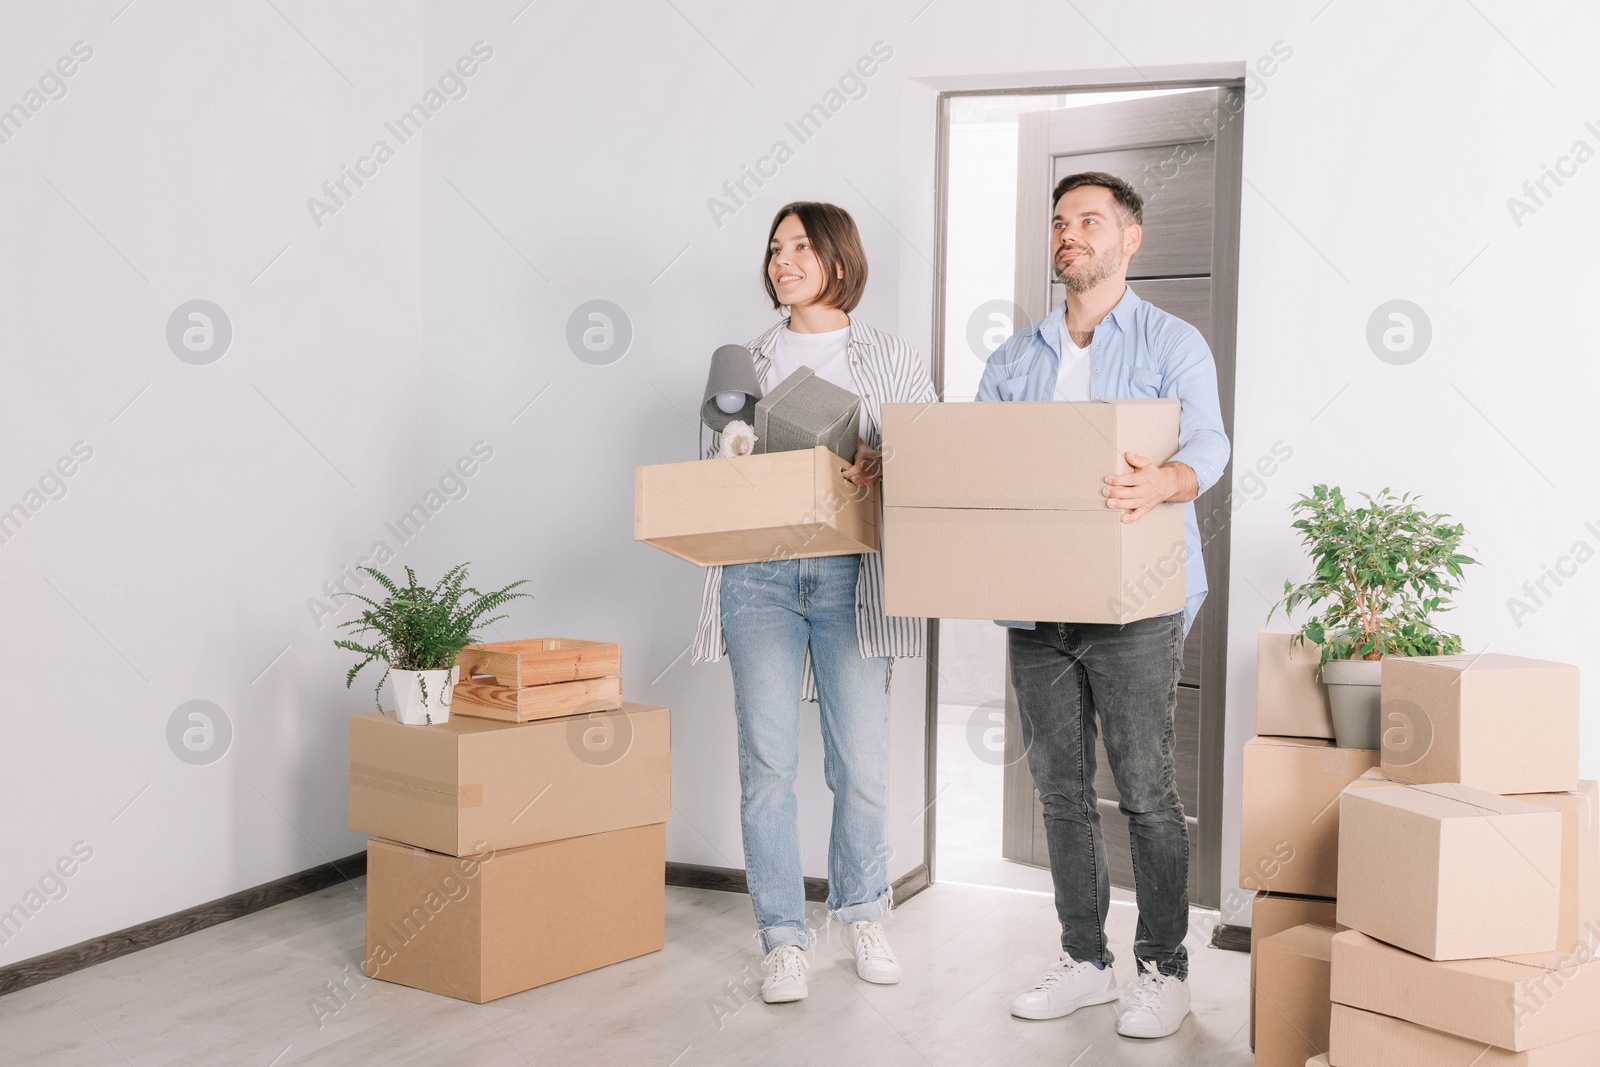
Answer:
[{"left": 6, "top": 0, "right": 1599, "bottom": 966}]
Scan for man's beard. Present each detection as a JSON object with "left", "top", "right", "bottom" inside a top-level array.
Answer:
[{"left": 1055, "top": 244, "right": 1123, "bottom": 293}]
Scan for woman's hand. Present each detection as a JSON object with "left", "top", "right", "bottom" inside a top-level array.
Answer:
[{"left": 841, "top": 442, "right": 882, "bottom": 487}]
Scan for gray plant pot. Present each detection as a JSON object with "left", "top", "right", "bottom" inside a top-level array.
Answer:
[{"left": 1321, "top": 658, "right": 1385, "bottom": 750}]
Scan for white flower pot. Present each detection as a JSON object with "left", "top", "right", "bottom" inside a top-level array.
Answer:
[
  {"left": 1322, "top": 658, "right": 1384, "bottom": 749},
  {"left": 389, "top": 665, "right": 459, "bottom": 726}
]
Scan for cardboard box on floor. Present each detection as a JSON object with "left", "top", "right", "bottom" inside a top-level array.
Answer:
[
  {"left": 634, "top": 446, "right": 877, "bottom": 567},
  {"left": 1331, "top": 930, "right": 1600, "bottom": 1052},
  {"left": 1514, "top": 781, "right": 1600, "bottom": 953},
  {"left": 878, "top": 399, "right": 1186, "bottom": 623},
  {"left": 1380, "top": 654, "right": 1580, "bottom": 794},
  {"left": 1256, "top": 923, "right": 1336, "bottom": 1067},
  {"left": 1240, "top": 737, "right": 1379, "bottom": 899},
  {"left": 1250, "top": 892, "right": 1342, "bottom": 1050},
  {"left": 1337, "top": 782, "right": 1563, "bottom": 960},
  {"left": 364, "top": 823, "right": 666, "bottom": 1003},
  {"left": 1256, "top": 631, "right": 1335, "bottom": 739},
  {"left": 349, "top": 703, "right": 671, "bottom": 856},
  {"left": 1330, "top": 1003, "right": 1600, "bottom": 1066}
]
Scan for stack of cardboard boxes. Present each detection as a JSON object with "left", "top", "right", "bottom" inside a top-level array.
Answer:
[
  {"left": 1244, "top": 631, "right": 1374, "bottom": 1066},
  {"left": 347, "top": 638, "right": 673, "bottom": 1003},
  {"left": 1250, "top": 647, "right": 1600, "bottom": 1066}
]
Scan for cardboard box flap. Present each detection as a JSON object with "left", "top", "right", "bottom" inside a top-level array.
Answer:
[
  {"left": 1262, "top": 921, "right": 1337, "bottom": 963},
  {"left": 1358, "top": 781, "right": 1561, "bottom": 821},
  {"left": 879, "top": 399, "right": 1179, "bottom": 510}
]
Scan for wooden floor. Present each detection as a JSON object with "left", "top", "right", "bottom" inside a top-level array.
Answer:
[{"left": 0, "top": 876, "right": 1253, "bottom": 1066}]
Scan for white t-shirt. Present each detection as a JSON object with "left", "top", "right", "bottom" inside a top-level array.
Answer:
[
  {"left": 772, "top": 324, "right": 855, "bottom": 395},
  {"left": 1053, "top": 319, "right": 1094, "bottom": 401}
]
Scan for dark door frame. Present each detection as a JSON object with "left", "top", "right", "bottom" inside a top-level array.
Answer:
[{"left": 923, "top": 72, "right": 1246, "bottom": 909}]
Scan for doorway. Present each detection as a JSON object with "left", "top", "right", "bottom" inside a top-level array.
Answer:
[{"left": 927, "top": 81, "right": 1243, "bottom": 910}]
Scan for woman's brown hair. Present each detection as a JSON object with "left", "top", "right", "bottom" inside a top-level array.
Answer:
[{"left": 762, "top": 201, "right": 868, "bottom": 313}]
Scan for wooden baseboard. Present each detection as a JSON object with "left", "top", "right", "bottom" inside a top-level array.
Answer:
[
  {"left": 1211, "top": 922, "right": 1251, "bottom": 952},
  {"left": 0, "top": 851, "right": 367, "bottom": 999},
  {"left": 665, "top": 861, "right": 933, "bottom": 908},
  {"left": 0, "top": 854, "right": 937, "bottom": 1000}
]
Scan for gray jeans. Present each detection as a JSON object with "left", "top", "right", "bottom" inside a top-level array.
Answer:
[{"left": 1007, "top": 612, "right": 1189, "bottom": 979}]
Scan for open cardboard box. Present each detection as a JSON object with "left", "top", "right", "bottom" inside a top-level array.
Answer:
[{"left": 635, "top": 446, "right": 876, "bottom": 567}]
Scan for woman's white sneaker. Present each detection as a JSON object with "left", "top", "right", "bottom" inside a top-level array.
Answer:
[
  {"left": 849, "top": 921, "right": 902, "bottom": 984},
  {"left": 1010, "top": 952, "right": 1119, "bottom": 1020},
  {"left": 761, "top": 945, "right": 810, "bottom": 1004},
  {"left": 1115, "top": 961, "right": 1190, "bottom": 1038}
]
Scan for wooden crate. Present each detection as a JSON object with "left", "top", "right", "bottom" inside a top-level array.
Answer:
[
  {"left": 452, "top": 638, "right": 623, "bottom": 725},
  {"left": 452, "top": 675, "right": 624, "bottom": 724},
  {"left": 634, "top": 446, "right": 878, "bottom": 567}
]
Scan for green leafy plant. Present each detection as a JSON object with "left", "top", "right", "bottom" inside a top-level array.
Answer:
[
  {"left": 333, "top": 563, "right": 531, "bottom": 712},
  {"left": 1267, "top": 485, "right": 1476, "bottom": 673}
]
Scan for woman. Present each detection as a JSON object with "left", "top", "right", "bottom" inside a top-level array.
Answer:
[{"left": 692, "top": 201, "right": 936, "bottom": 1004}]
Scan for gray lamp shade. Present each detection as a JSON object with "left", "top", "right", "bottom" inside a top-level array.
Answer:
[
  {"left": 700, "top": 344, "right": 763, "bottom": 431},
  {"left": 754, "top": 367, "right": 861, "bottom": 463}
]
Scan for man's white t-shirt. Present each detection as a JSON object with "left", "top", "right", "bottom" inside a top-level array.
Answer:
[
  {"left": 1054, "top": 320, "right": 1093, "bottom": 401},
  {"left": 772, "top": 324, "right": 855, "bottom": 395}
]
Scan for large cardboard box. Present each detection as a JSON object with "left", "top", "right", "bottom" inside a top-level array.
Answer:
[
  {"left": 349, "top": 703, "right": 671, "bottom": 856},
  {"left": 1250, "top": 892, "right": 1342, "bottom": 1049},
  {"left": 878, "top": 399, "right": 1185, "bottom": 623},
  {"left": 634, "top": 446, "right": 877, "bottom": 566},
  {"left": 1256, "top": 923, "right": 1336, "bottom": 1067},
  {"left": 1241, "top": 737, "right": 1380, "bottom": 898},
  {"left": 1257, "top": 631, "right": 1335, "bottom": 739},
  {"left": 1380, "top": 654, "right": 1580, "bottom": 794},
  {"left": 1337, "top": 782, "right": 1563, "bottom": 960},
  {"left": 1513, "top": 781, "right": 1600, "bottom": 953},
  {"left": 1331, "top": 930, "right": 1600, "bottom": 1052},
  {"left": 364, "top": 824, "right": 666, "bottom": 1003},
  {"left": 1330, "top": 1004, "right": 1600, "bottom": 1066}
]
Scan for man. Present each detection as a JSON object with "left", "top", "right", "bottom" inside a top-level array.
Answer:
[{"left": 978, "top": 172, "right": 1229, "bottom": 1039}]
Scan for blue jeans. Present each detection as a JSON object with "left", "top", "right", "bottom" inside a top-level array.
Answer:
[
  {"left": 1007, "top": 613, "right": 1190, "bottom": 979},
  {"left": 720, "top": 554, "right": 892, "bottom": 952}
]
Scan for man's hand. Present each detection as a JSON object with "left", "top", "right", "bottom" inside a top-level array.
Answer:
[
  {"left": 1103, "top": 452, "right": 1197, "bottom": 522},
  {"left": 841, "top": 442, "right": 882, "bottom": 487}
]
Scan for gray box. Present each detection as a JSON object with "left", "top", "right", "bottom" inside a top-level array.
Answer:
[{"left": 754, "top": 367, "right": 861, "bottom": 462}]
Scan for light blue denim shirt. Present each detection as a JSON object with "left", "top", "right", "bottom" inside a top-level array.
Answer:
[{"left": 976, "top": 285, "right": 1230, "bottom": 635}]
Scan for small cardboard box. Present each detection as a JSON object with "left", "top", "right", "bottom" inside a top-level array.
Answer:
[
  {"left": 1380, "top": 654, "right": 1580, "bottom": 794},
  {"left": 635, "top": 446, "right": 877, "bottom": 566},
  {"left": 349, "top": 703, "right": 671, "bottom": 856},
  {"left": 453, "top": 637, "right": 622, "bottom": 724},
  {"left": 1241, "top": 737, "right": 1380, "bottom": 898},
  {"left": 1251, "top": 893, "right": 1342, "bottom": 1049},
  {"left": 1512, "top": 781, "right": 1600, "bottom": 953},
  {"left": 1256, "top": 631, "right": 1335, "bottom": 740},
  {"left": 1256, "top": 923, "right": 1336, "bottom": 1067},
  {"left": 364, "top": 823, "right": 666, "bottom": 1003},
  {"left": 1337, "top": 782, "right": 1563, "bottom": 960},
  {"left": 1330, "top": 1003, "right": 1600, "bottom": 1066},
  {"left": 1331, "top": 930, "right": 1600, "bottom": 1052},
  {"left": 879, "top": 399, "right": 1184, "bottom": 623}
]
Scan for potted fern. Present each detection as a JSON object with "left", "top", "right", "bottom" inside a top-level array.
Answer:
[
  {"left": 1267, "top": 485, "right": 1476, "bottom": 748},
  {"left": 333, "top": 563, "right": 530, "bottom": 725}
]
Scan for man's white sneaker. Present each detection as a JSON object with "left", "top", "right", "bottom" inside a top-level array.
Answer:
[
  {"left": 1115, "top": 960, "right": 1190, "bottom": 1039},
  {"left": 761, "top": 945, "right": 810, "bottom": 1004},
  {"left": 849, "top": 921, "right": 902, "bottom": 985},
  {"left": 1010, "top": 952, "right": 1119, "bottom": 1020}
]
